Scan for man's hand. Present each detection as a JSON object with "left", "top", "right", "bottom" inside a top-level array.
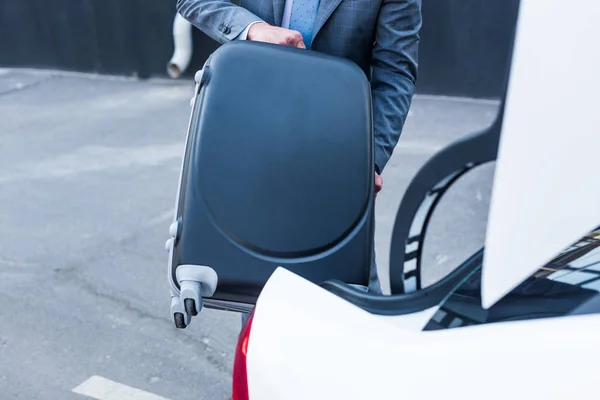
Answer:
[
  {"left": 374, "top": 172, "right": 383, "bottom": 199},
  {"left": 247, "top": 22, "right": 306, "bottom": 48}
]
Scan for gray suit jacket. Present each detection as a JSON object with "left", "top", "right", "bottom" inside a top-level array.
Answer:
[{"left": 177, "top": 0, "right": 421, "bottom": 172}]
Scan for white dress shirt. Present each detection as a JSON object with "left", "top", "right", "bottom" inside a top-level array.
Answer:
[{"left": 235, "top": 0, "right": 295, "bottom": 40}]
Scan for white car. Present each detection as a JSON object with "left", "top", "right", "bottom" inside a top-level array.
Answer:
[{"left": 170, "top": 1, "right": 600, "bottom": 399}]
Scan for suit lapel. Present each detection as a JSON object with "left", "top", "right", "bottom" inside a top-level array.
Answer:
[
  {"left": 313, "top": 0, "right": 343, "bottom": 40},
  {"left": 273, "top": 0, "right": 285, "bottom": 26}
]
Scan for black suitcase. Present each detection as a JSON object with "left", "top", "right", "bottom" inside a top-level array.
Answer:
[{"left": 166, "top": 41, "right": 375, "bottom": 328}]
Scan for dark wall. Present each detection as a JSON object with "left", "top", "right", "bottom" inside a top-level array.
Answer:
[
  {"left": 418, "top": 0, "right": 520, "bottom": 98},
  {"left": 0, "top": 0, "right": 518, "bottom": 98},
  {"left": 0, "top": 0, "right": 218, "bottom": 78}
]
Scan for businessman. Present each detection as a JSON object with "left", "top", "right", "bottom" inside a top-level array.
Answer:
[{"left": 176, "top": 0, "right": 421, "bottom": 298}]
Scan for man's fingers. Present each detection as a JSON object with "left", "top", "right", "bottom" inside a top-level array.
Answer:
[
  {"left": 285, "top": 31, "right": 305, "bottom": 48},
  {"left": 374, "top": 173, "right": 383, "bottom": 193},
  {"left": 249, "top": 24, "right": 307, "bottom": 49},
  {"left": 294, "top": 32, "right": 306, "bottom": 48}
]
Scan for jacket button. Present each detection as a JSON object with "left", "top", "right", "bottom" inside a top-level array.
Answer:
[{"left": 224, "top": 26, "right": 231, "bottom": 34}]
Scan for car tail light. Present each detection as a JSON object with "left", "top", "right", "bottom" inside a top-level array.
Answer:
[{"left": 232, "top": 309, "right": 255, "bottom": 400}]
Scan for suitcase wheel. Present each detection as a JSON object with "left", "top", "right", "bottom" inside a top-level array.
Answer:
[
  {"left": 184, "top": 298, "right": 199, "bottom": 317},
  {"left": 172, "top": 264, "right": 218, "bottom": 327},
  {"left": 174, "top": 312, "right": 187, "bottom": 329},
  {"left": 170, "top": 295, "right": 191, "bottom": 329}
]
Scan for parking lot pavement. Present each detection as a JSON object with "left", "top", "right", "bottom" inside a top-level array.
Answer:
[{"left": 0, "top": 69, "right": 499, "bottom": 399}]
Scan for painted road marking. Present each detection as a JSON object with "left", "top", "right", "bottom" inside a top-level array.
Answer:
[{"left": 72, "top": 375, "right": 171, "bottom": 400}]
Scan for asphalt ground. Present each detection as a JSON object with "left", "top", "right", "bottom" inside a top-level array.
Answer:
[{"left": 0, "top": 68, "right": 499, "bottom": 399}]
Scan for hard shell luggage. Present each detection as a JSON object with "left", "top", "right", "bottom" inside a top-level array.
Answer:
[{"left": 165, "top": 41, "right": 375, "bottom": 328}]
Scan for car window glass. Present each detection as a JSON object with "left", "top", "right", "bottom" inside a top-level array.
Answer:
[{"left": 424, "top": 228, "right": 600, "bottom": 331}]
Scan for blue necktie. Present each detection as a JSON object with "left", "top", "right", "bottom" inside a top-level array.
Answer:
[{"left": 288, "top": 0, "right": 321, "bottom": 48}]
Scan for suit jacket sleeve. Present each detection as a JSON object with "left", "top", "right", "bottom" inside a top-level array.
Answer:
[
  {"left": 371, "top": 0, "right": 422, "bottom": 173},
  {"left": 177, "top": 0, "right": 265, "bottom": 44}
]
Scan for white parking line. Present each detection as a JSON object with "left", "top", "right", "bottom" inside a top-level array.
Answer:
[{"left": 72, "top": 376, "right": 171, "bottom": 400}]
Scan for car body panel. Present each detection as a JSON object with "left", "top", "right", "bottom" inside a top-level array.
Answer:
[
  {"left": 482, "top": 0, "right": 600, "bottom": 308},
  {"left": 246, "top": 268, "right": 600, "bottom": 400}
]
